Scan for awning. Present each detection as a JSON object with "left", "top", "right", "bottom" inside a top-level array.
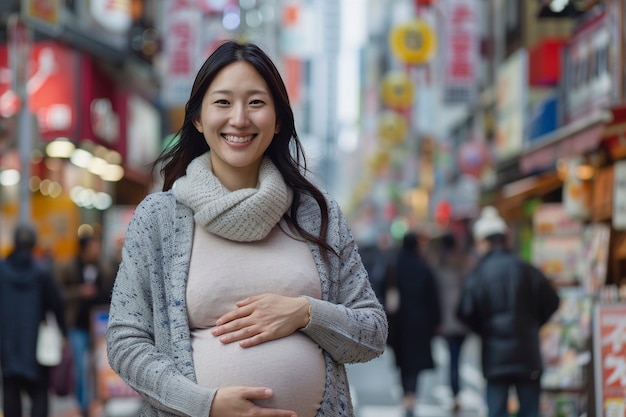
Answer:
[{"left": 519, "top": 110, "right": 612, "bottom": 174}]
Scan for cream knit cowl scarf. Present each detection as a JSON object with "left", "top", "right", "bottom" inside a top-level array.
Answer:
[{"left": 172, "top": 152, "right": 293, "bottom": 242}]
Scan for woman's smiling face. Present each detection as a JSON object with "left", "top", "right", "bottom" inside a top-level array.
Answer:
[{"left": 194, "top": 61, "right": 279, "bottom": 190}]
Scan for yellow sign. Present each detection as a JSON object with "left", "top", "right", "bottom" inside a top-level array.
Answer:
[
  {"left": 389, "top": 19, "right": 437, "bottom": 65},
  {"left": 377, "top": 111, "right": 408, "bottom": 145},
  {"left": 381, "top": 71, "right": 414, "bottom": 110}
]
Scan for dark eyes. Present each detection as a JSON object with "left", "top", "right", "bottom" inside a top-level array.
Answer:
[{"left": 214, "top": 99, "right": 265, "bottom": 105}]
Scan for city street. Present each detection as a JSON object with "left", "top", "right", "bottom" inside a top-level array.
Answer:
[{"left": 347, "top": 335, "right": 486, "bottom": 417}]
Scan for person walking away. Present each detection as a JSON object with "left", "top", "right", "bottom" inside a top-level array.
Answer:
[
  {"left": 457, "top": 206, "right": 560, "bottom": 417},
  {"left": 105, "top": 40, "right": 387, "bottom": 417},
  {"left": 434, "top": 232, "right": 471, "bottom": 413},
  {"left": 361, "top": 232, "right": 394, "bottom": 306},
  {"left": 388, "top": 231, "right": 441, "bottom": 417},
  {"left": 56, "top": 232, "right": 113, "bottom": 417},
  {"left": 0, "top": 224, "right": 67, "bottom": 417}
]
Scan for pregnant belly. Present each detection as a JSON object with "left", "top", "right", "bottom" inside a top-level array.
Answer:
[{"left": 192, "top": 328, "right": 325, "bottom": 417}]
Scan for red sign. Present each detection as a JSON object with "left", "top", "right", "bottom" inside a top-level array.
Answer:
[
  {"left": 443, "top": 0, "right": 479, "bottom": 104},
  {"left": 78, "top": 55, "right": 124, "bottom": 149},
  {"left": 594, "top": 303, "right": 626, "bottom": 417},
  {"left": 529, "top": 38, "right": 565, "bottom": 87},
  {"left": 0, "top": 41, "right": 77, "bottom": 141},
  {"left": 160, "top": 1, "right": 202, "bottom": 106}
]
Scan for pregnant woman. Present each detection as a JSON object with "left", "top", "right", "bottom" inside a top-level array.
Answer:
[{"left": 106, "top": 40, "right": 388, "bottom": 417}]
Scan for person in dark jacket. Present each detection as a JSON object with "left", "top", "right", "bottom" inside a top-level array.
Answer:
[
  {"left": 387, "top": 231, "right": 441, "bottom": 417},
  {"left": 0, "top": 224, "right": 67, "bottom": 417},
  {"left": 457, "top": 206, "right": 560, "bottom": 417}
]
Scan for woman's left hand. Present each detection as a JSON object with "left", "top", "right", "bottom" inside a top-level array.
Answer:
[{"left": 211, "top": 293, "right": 310, "bottom": 348}]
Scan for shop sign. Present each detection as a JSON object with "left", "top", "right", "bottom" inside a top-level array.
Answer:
[
  {"left": 593, "top": 303, "right": 626, "bottom": 417},
  {"left": 0, "top": 41, "right": 76, "bottom": 141},
  {"left": 389, "top": 19, "right": 437, "bottom": 65},
  {"left": 562, "top": 10, "right": 613, "bottom": 124},
  {"left": 88, "top": 0, "right": 133, "bottom": 35},
  {"left": 21, "top": 0, "right": 62, "bottom": 33},
  {"left": 126, "top": 93, "right": 160, "bottom": 171},
  {"left": 160, "top": 0, "right": 202, "bottom": 106},
  {"left": 442, "top": 0, "right": 479, "bottom": 104},
  {"left": 495, "top": 48, "right": 527, "bottom": 161}
]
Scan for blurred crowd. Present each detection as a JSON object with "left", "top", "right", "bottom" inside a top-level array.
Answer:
[
  {"left": 0, "top": 203, "right": 561, "bottom": 417},
  {"left": 0, "top": 222, "right": 119, "bottom": 417},
  {"left": 360, "top": 205, "right": 559, "bottom": 417}
]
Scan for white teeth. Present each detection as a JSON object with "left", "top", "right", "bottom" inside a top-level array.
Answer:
[{"left": 223, "top": 134, "right": 254, "bottom": 143}]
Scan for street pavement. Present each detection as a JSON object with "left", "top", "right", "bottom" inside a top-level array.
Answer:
[
  {"left": 1, "top": 335, "right": 486, "bottom": 417},
  {"left": 347, "top": 334, "right": 487, "bottom": 417}
]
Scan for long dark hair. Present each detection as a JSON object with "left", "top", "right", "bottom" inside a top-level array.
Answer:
[{"left": 151, "top": 40, "right": 332, "bottom": 254}]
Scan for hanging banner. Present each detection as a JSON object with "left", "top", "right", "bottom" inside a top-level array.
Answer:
[
  {"left": 593, "top": 303, "right": 626, "bottom": 417},
  {"left": 442, "top": 0, "right": 479, "bottom": 104},
  {"left": 495, "top": 49, "right": 527, "bottom": 160},
  {"left": 160, "top": 0, "right": 203, "bottom": 106}
]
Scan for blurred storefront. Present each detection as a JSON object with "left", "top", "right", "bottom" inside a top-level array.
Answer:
[
  {"left": 476, "top": 2, "right": 626, "bottom": 416},
  {"left": 0, "top": 0, "right": 161, "bottom": 261}
]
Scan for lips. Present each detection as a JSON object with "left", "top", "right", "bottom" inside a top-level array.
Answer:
[{"left": 223, "top": 134, "right": 255, "bottom": 143}]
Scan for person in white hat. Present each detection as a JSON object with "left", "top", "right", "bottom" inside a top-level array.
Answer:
[{"left": 457, "top": 206, "right": 560, "bottom": 417}]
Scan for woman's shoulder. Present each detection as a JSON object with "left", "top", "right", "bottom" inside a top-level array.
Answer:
[
  {"left": 129, "top": 191, "right": 192, "bottom": 228},
  {"left": 137, "top": 190, "right": 176, "bottom": 208}
]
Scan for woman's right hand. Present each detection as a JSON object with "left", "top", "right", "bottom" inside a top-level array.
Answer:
[{"left": 209, "top": 386, "right": 297, "bottom": 417}]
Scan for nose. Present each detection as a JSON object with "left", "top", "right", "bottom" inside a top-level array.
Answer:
[{"left": 230, "top": 102, "right": 249, "bottom": 127}]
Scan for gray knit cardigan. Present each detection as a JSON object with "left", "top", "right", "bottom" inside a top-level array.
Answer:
[{"left": 106, "top": 190, "right": 388, "bottom": 417}]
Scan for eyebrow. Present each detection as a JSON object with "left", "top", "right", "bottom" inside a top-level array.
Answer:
[{"left": 209, "top": 89, "right": 270, "bottom": 96}]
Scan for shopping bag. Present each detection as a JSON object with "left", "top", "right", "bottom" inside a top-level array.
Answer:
[
  {"left": 49, "top": 343, "right": 75, "bottom": 396},
  {"left": 36, "top": 311, "right": 63, "bottom": 367}
]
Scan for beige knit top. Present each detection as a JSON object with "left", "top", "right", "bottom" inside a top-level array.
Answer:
[{"left": 186, "top": 221, "right": 325, "bottom": 417}]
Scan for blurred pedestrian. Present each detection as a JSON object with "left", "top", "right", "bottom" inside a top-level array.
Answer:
[
  {"left": 387, "top": 231, "right": 441, "bottom": 417},
  {"left": 361, "top": 232, "right": 394, "bottom": 306},
  {"left": 0, "top": 224, "right": 67, "bottom": 417},
  {"left": 434, "top": 232, "right": 471, "bottom": 413},
  {"left": 56, "top": 232, "right": 114, "bottom": 417},
  {"left": 106, "top": 39, "right": 387, "bottom": 417},
  {"left": 457, "top": 206, "right": 560, "bottom": 417}
]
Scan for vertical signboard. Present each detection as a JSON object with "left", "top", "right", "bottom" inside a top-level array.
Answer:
[
  {"left": 562, "top": 10, "right": 612, "bottom": 124},
  {"left": 495, "top": 48, "right": 527, "bottom": 161},
  {"left": 160, "top": 0, "right": 202, "bottom": 106},
  {"left": 442, "top": 0, "right": 479, "bottom": 104},
  {"left": 594, "top": 303, "right": 626, "bottom": 417}
]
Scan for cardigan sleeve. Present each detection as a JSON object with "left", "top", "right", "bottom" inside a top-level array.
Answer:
[
  {"left": 106, "top": 193, "right": 215, "bottom": 416},
  {"left": 300, "top": 196, "right": 388, "bottom": 364}
]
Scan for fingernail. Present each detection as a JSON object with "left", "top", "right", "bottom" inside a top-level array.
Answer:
[{"left": 264, "top": 388, "right": 272, "bottom": 396}]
